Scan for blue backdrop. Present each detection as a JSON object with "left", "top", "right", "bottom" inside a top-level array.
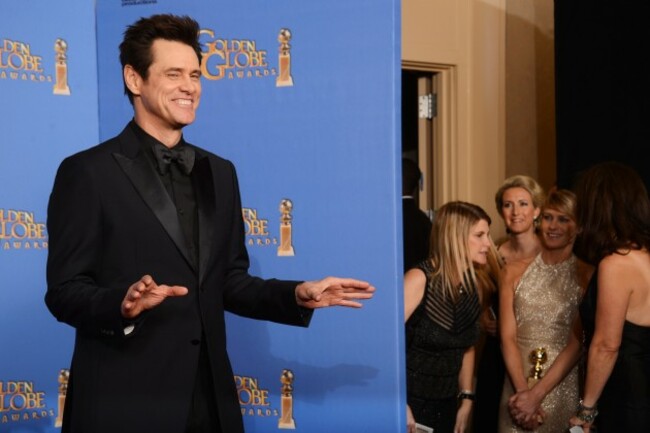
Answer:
[
  {"left": 1, "top": 1, "right": 98, "bottom": 431},
  {"left": 1, "top": 1, "right": 403, "bottom": 432}
]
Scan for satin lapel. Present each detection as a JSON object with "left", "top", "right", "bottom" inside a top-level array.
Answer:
[
  {"left": 112, "top": 151, "right": 197, "bottom": 272},
  {"left": 192, "top": 154, "right": 217, "bottom": 285}
]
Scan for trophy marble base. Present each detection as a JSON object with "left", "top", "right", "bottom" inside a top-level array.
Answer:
[
  {"left": 278, "top": 395, "right": 295, "bottom": 429},
  {"left": 278, "top": 223, "right": 295, "bottom": 256},
  {"left": 53, "top": 64, "right": 70, "bottom": 95},
  {"left": 276, "top": 78, "right": 294, "bottom": 87},
  {"left": 278, "top": 247, "right": 295, "bottom": 256},
  {"left": 54, "top": 395, "right": 65, "bottom": 427}
]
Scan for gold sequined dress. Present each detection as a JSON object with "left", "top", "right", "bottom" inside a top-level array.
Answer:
[{"left": 498, "top": 253, "right": 581, "bottom": 433}]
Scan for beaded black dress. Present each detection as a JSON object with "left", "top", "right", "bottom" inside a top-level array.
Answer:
[
  {"left": 406, "top": 260, "right": 481, "bottom": 433},
  {"left": 579, "top": 270, "right": 650, "bottom": 432}
]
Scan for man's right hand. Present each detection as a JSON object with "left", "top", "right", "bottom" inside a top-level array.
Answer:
[{"left": 121, "top": 275, "right": 188, "bottom": 319}]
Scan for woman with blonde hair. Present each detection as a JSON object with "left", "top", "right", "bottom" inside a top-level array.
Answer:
[
  {"left": 405, "top": 201, "right": 500, "bottom": 433},
  {"left": 494, "top": 175, "right": 545, "bottom": 263},
  {"left": 473, "top": 175, "right": 545, "bottom": 431},
  {"left": 499, "top": 189, "right": 592, "bottom": 432}
]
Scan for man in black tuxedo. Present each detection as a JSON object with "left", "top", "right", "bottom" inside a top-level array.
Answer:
[
  {"left": 45, "top": 14, "right": 374, "bottom": 433},
  {"left": 401, "top": 158, "right": 432, "bottom": 272}
]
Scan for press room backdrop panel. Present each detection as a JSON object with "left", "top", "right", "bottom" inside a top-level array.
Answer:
[
  {"left": 1, "top": 0, "right": 99, "bottom": 431},
  {"left": 1, "top": 0, "right": 403, "bottom": 432},
  {"left": 95, "top": 1, "right": 404, "bottom": 432}
]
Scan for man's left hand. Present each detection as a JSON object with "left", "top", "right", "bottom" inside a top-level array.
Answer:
[{"left": 295, "top": 277, "right": 375, "bottom": 309}]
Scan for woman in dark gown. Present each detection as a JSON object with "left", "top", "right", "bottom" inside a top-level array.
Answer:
[
  {"left": 578, "top": 271, "right": 650, "bottom": 431},
  {"left": 569, "top": 162, "right": 650, "bottom": 432},
  {"left": 404, "top": 201, "right": 500, "bottom": 433}
]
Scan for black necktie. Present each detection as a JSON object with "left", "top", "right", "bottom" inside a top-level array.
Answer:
[{"left": 153, "top": 144, "right": 195, "bottom": 175}]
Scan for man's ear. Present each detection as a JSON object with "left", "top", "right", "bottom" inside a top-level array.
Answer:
[{"left": 123, "top": 65, "right": 142, "bottom": 96}]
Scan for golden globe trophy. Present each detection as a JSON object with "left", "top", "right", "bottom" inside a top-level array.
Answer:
[
  {"left": 53, "top": 38, "right": 71, "bottom": 95},
  {"left": 277, "top": 199, "right": 295, "bottom": 256},
  {"left": 55, "top": 368, "right": 70, "bottom": 427},
  {"left": 278, "top": 369, "right": 296, "bottom": 429},
  {"left": 276, "top": 28, "right": 294, "bottom": 87},
  {"left": 527, "top": 347, "right": 548, "bottom": 388},
  {"left": 528, "top": 347, "right": 547, "bottom": 424}
]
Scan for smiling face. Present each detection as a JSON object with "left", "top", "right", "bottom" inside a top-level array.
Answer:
[
  {"left": 468, "top": 219, "right": 492, "bottom": 265},
  {"left": 125, "top": 39, "right": 201, "bottom": 144},
  {"left": 500, "top": 187, "right": 540, "bottom": 235},
  {"left": 540, "top": 208, "right": 578, "bottom": 251}
]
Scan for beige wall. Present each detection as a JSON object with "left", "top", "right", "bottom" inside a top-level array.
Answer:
[
  {"left": 403, "top": 0, "right": 555, "bottom": 239},
  {"left": 505, "top": 0, "right": 556, "bottom": 190}
]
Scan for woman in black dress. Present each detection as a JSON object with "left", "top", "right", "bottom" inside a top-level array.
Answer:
[
  {"left": 569, "top": 162, "right": 650, "bottom": 432},
  {"left": 404, "top": 201, "right": 500, "bottom": 433}
]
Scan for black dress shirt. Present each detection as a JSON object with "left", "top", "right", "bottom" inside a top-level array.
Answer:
[{"left": 129, "top": 121, "right": 199, "bottom": 267}]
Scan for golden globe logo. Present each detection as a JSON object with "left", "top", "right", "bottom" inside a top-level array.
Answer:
[
  {"left": 0, "top": 209, "right": 48, "bottom": 250},
  {"left": 242, "top": 207, "right": 278, "bottom": 247},
  {"left": 234, "top": 375, "right": 279, "bottom": 418},
  {"left": 0, "top": 381, "right": 55, "bottom": 424},
  {"left": 199, "top": 29, "right": 277, "bottom": 81},
  {"left": 0, "top": 39, "right": 52, "bottom": 83}
]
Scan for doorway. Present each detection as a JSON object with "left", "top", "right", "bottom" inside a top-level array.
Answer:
[
  {"left": 402, "top": 69, "right": 437, "bottom": 219},
  {"left": 402, "top": 63, "right": 457, "bottom": 215}
]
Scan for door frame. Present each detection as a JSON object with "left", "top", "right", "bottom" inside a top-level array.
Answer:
[{"left": 402, "top": 61, "right": 458, "bottom": 211}]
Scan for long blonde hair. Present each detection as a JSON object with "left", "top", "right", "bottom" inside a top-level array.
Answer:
[{"left": 429, "top": 201, "right": 500, "bottom": 300}]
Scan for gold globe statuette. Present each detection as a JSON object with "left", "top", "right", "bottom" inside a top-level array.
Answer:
[
  {"left": 55, "top": 368, "right": 70, "bottom": 427},
  {"left": 277, "top": 199, "right": 295, "bottom": 256},
  {"left": 527, "top": 347, "right": 547, "bottom": 424},
  {"left": 276, "top": 28, "right": 294, "bottom": 87},
  {"left": 53, "top": 38, "right": 71, "bottom": 95},
  {"left": 278, "top": 369, "right": 296, "bottom": 429},
  {"left": 527, "top": 347, "right": 548, "bottom": 387}
]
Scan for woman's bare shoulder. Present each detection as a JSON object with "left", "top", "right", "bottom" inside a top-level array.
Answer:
[
  {"left": 504, "top": 256, "right": 533, "bottom": 274},
  {"left": 500, "top": 257, "right": 533, "bottom": 288},
  {"left": 600, "top": 248, "right": 649, "bottom": 270}
]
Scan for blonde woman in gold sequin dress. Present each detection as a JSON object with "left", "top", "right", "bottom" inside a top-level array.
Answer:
[
  {"left": 473, "top": 176, "right": 544, "bottom": 432},
  {"left": 498, "top": 190, "right": 593, "bottom": 432}
]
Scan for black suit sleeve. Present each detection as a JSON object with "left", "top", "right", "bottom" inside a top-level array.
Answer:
[
  {"left": 217, "top": 160, "right": 312, "bottom": 327},
  {"left": 45, "top": 155, "right": 127, "bottom": 338}
]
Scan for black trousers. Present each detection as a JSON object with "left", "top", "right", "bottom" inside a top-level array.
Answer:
[{"left": 185, "top": 340, "right": 221, "bottom": 433}]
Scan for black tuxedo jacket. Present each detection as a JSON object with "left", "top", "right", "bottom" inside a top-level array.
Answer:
[{"left": 46, "top": 124, "right": 311, "bottom": 433}]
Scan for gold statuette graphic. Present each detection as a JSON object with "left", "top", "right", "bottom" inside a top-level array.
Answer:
[
  {"left": 278, "top": 199, "right": 295, "bottom": 256},
  {"left": 527, "top": 347, "right": 547, "bottom": 388},
  {"left": 276, "top": 29, "right": 294, "bottom": 87},
  {"left": 55, "top": 369, "right": 70, "bottom": 427},
  {"left": 278, "top": 369, "right": 296, "bottom": 429},
  {"left": 53, "top": 38, "right": 71, "bottom": 95}
]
